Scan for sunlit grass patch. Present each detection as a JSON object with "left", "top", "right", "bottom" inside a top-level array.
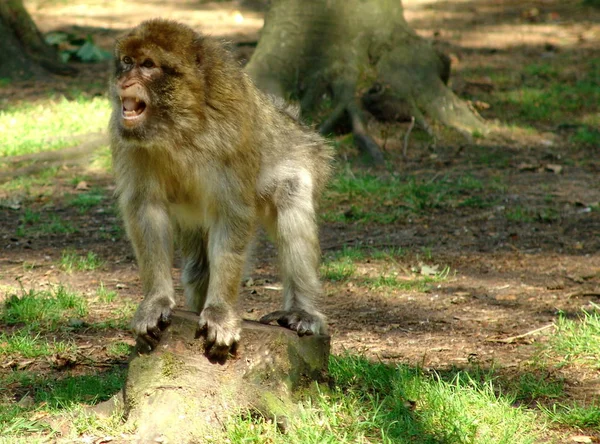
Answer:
[
  {"left": 0, "top": 96, "right": 110, "bottom": 158},
  {"left": 60, "top": 250, "right": 105, "bottom": 273},
  {"left": 1, "top": 286, "right": 88, "bottom": 329},
  {"left": 0, "top": 330, "right": 77, "bottom": 359},
  {"left": 96, "top": 283, "right": 117, "bottom": 303},
  {"left": 544, "top": 306, "right": 600, "bottom": 369},
  {"left": 541, "top": 402, "right": 600, "bottom": 430},
  {"left": 107, "top": 342, "right": 133, "bottom": 359},
  {"left": 321, "top": 256, "right": 356, "bottom": 282},
  {"left": 225, "top": 355, "right": 543, "bottom": 443}
]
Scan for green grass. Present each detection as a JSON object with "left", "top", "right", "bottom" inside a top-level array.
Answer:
[
  {"left": 107, "top": 342, "right": 132, "bottom": 359},
  {"left": 321, "top": 256, "right": 357, "bottom": 282},
  {"left": 541, "top": 402, "right": 600, "bottom": 430},
  {"left": 96, "top": 283, "right": 117, "bottom": 303},
  {"left": 495, "top": 58, "right": 600, "bottom": 126},
  {"left": 0, "top": 368, "right": 127, "bottom": 438},
  {"left": 16, "top": 212, "right": 78, "bottom": 237},
  {"left": 0, "top": 330, "right": 77, "bottom": 359},
  {"left": 0, "top": 96, "right": 110, "bottom": 158},
  {"left": 323, "top": 171, "right": 498, "bottom": 224},
  {"left": 66, "top": 189, "right": 105, "bottom": 213},
  {"left": 2, "top": 286, "right": 87, "bottom": 329},
  {"left": 60, "top": 250, "right": 105, "bottom": 273},
  {"left": 571, "top": 126, "right": 600, "bottom": 146},
  {"left": 225, "top": 355, "right": 543, "bottom": 443},
  {"left": 544, "top": 307, "right": 600, "bottom": 369}
]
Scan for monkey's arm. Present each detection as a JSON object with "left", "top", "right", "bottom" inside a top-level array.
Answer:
[
  {"left": 197, "top": 213, "right": 254, "bottom": 362},
  {"left": 122, "top": 197, "right": 175, "bottom": 347}
]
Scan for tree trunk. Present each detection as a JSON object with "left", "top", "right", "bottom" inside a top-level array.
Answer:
[
  {"left": 100, "top": 310, "right": 330, "bottom": 442},
  {"left": 0, "top": 0, "right": 75, "bottom": 79},
  {"left": 245, "top": 0, "right": 486, "bottom": 162}
]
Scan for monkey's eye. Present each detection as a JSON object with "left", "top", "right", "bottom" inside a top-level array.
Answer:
[
  {"left": 122, "top": 56, "right": 133, "bottom": 65},
  {"left": 141, "top": 59, "right": 155, "bottom": 69}
]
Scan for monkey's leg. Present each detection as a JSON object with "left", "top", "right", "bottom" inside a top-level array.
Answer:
[
  {"left": 198, "top": 219, "right": 252, "bottom": 362},
  {"left": 125, "top": 202, "right": 175, "bottom": 348},
  {"left": 180, "top": 229, "right": 210, "bottom": 314},
  {"left": 260, "top": 177, "right": 327, "bottom": 336}
]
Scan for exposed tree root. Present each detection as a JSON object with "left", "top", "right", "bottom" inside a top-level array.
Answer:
[{"left": 245, "top": 0, "right": 487, "bottom": 164}]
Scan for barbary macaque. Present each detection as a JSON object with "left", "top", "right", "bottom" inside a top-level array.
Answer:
[{"left": 109, "top": 19, "right": 333, "bottom": 361}]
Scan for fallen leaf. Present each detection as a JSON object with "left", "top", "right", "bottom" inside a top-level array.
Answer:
[{"left": 420, "top": 263, "right": 439, "bottom": 276}]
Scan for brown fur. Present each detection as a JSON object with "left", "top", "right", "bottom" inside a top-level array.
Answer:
[{"left": 109, "top": 19, "right": 333, "bottom": 360}]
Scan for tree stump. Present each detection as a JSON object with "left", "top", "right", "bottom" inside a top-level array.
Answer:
[{"left": 120, "top": 309, "right": 330, "bottom": 442}]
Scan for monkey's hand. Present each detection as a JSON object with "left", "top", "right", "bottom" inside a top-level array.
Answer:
[
  {"left": 197, "top": 305, "right": 241, "bottom": 364},
  {"left": 131, "top": 296, "right": 174, "bottom": 351},
  {"left": 259, "top": 309, "right": 327, "bottom": 336}
]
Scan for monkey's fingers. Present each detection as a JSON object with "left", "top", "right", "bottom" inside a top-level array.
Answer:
[
  {"left": 259, "top": 310, "right": 289, "bottom": 325},
  {"left": 196, "top": 314, "right": 240, "bottom": 364},
  {"left": 259, "top": 310, "right": 317, "bottom": 336}
]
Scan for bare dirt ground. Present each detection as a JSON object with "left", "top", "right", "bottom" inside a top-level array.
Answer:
[{"left": 1, "top": 0, "right": 600, "bottom": 441}]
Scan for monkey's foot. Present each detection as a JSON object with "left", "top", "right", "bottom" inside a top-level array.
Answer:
[
  {"left": 259, "top": 309, "right": 327, "bottom": 336},
  {"left": 131, "top": 298, "right": 173, "bottom": 351},
  {"left": 196, "top": 305, "right": 241, "bottom": 364}
]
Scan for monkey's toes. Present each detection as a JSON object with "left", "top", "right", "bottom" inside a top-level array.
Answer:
[
  {"left": 259, "top": 309, "right": 326, "bottom": 336},
  {"left": 131, "top": 302, "right": 172, "bottom": 351},
  {"left": 197, "top": 305, "right": 241, "bottom": 363}
]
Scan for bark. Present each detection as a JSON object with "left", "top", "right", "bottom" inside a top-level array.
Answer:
[
  {"left": 97, "top": 310, "right": 330, "bottom": 442},
  {"left": 0, "top": 0, "right": 75, "bottom": 79},
  {"left": 245, "top": 0, "right": 486, "bottom": 162}
]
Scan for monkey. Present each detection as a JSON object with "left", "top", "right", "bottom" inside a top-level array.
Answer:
[{"left": 109, "top": 19, "right": 333, "bottom": 362}]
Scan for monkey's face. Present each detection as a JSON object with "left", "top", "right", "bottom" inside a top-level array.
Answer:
[{"left": 110, "top": 20, "right": 204, "bottom": 140}]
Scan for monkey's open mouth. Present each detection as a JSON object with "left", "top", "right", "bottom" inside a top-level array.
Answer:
[{"left": 121, "top": 97, "right": 147, "bottom": 124}]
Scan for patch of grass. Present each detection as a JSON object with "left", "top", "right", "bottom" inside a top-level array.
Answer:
[
  {"left": 66, "top": 189, "right": 105, "bottom": 213},
  {"left": 0, "top": 367, "right": 127, "bottom": 440},
  {"left": 96, "top": 283, "right": 117, "bottom": 303},
  {"left": 544, "top": 307, "right": 600, "bottom": 368},
  {"left": 1, "top": 286, "right": 88, "bottom": 329},
  {"left": 511, "top": 372, "right": 565, "bottom": 403},
  {"left": 0, "top": 330, "right": 76, "bottom": 359},
  {"left": 60, "top": 250, "right": 105, "bottom": 273},
  {"left": 0, "top": 96, "right": 110, "bottom": 157},
  {"left": 0, "top": 405, "right": 52, "bottom": 437},
  {"left": 226, "top": 355, "right": 542, "bottom": 443},
  {"left": 0, "top": 331, "right": 50, "bottom": 358},
  {"left": 16, "top": 213, "right": 78, "bottom": 237},
  {"left": 499, "top": 59, "right": 600, "bottom": 125},
  {"left": 323, "top": 170, "right": 498, "bottom": 224},
  {"left": 541, "top": 402, "right": 600, "bottom": 430},
  {"left": 505, "top": 206, "right": 536, "bottom": 223},
  {"left": 19, "top": 209, "right": 41, "bottom": 224},
  {"left": 107, "top": 342, "right": 132, "bottom": 359},
  {"left": 321, "top": 257, "right": 356, "bottom": 282},
  {"left": 571, "top": 126, "right": 600, "bottom": 146}
]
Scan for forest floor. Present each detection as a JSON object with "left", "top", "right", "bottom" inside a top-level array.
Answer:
[{"left": 1, "top": 0, "right": 600, "bottom": 442}]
